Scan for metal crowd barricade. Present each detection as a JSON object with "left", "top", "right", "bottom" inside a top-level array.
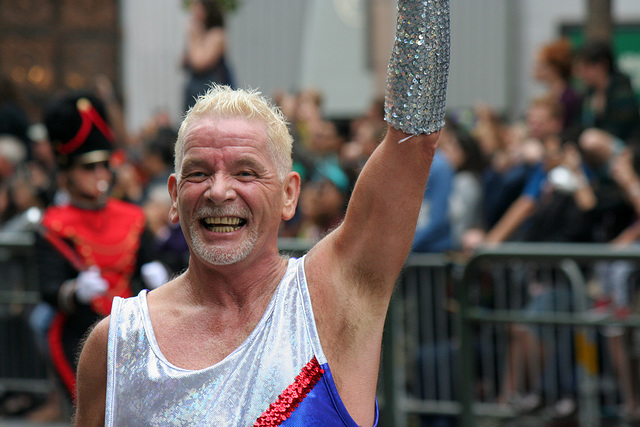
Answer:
[
  {"left": 0, "top": 232, "right": 49, "bottom": 396},
  {"left": 381, "top": 252, "right": 454, "bottom": 427},
  {"left": 379, "top": 243, "right": 640, "bottom": 426},
  {"left": 5, "top": 235, "right": 633, "bottom": 423},
  {"left": 457, "top": 243, "right": 640, "bottom": 427},
  {"left": 277, "top": 237, "right": 314, "bottom": 259}
]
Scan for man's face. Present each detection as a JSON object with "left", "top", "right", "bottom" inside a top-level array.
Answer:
[{"left": 169, "top": 116, "right": 298, "bottom": 266}]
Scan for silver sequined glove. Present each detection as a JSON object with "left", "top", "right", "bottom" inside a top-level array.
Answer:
[{"left": 385, "top": 0, "right": 450, "bottom": 135}]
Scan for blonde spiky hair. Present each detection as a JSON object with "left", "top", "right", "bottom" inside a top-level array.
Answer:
[{"left": 175, "top": 85, "right": 293, "bottom": 179}]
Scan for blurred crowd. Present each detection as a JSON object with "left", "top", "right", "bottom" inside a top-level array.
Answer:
[{"left": 1, "top": 21, "right": 640, "bottom": 422}]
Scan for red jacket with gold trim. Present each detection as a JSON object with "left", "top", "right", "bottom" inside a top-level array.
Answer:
[{"left": 40, "top": 197, "right": 147, "bottom": 315}]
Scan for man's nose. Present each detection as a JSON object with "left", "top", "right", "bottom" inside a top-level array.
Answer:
[{"left": 205, "top": 173, "right": 237, "bottom": 203}]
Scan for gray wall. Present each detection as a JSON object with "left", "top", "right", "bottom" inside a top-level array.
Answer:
[
  {"left": 447, "top": 0, "right": 512, "bottom": 113},
  {"left": 120, "top": 1, "right": 188, "bottom": 133},
  {"left": 225, "top": 0, "right": 309, "bottom": 94},
  {"left": 296, "top": 0, "right": 374, "bottom": 117},
  {"left": 225, "top": 0, "right": 377, "bottom": 118}
]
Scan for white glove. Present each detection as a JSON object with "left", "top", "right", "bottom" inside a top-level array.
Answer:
[
  {"left": 141, "top": 261, "right": 169, "bottom": 290},
  {"left": 75, "top": 266, "right": 109, "bottom": 304}
]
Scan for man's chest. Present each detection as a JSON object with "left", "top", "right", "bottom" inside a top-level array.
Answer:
[{"left": 150, "top": 310, "right": 261, "bottom": 370}]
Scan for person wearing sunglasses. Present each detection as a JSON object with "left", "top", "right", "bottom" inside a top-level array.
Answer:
[{"left": 35, "top": 92, "right": 169, "bottom": 408}]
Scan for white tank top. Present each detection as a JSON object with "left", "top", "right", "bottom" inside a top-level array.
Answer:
[{"left": 105, "top": 256, "right": 377, "bottom": 426}]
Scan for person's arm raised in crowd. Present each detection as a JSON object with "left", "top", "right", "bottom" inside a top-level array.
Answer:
[
  {"left": 484, "top": 196, "right": 536, "bottom": 244},
  {"left": 303, "top": 0, "right": 450, "bottom": 425},
  {"left": 563, "top": 143, "right": 597, "bottom": 211},
  {"left": 611, "top": 147, "right": 640, "bottom": 216}
]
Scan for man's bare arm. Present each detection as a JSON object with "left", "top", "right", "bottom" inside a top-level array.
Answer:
[
  {"left": 303, "top": 2, "right": 449, "bottom": 423},
  {"left": 74, "top": 316, "right": 109, "bottom": 427},
  {"left": 309, "top": 128, "right": 440, "bottom": 307},
  {"left": 307, "top": 0, "right": 450, "bottom": 312}
]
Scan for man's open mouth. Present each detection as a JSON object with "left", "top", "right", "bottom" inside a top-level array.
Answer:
[{"left": 202, "top": 217, "right": 246, "bottom": 233}]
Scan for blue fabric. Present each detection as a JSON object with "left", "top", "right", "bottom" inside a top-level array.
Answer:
[
  {"left": 482, "top": 163, "right": 534, "bottom": 228},
  {"left": 282, "top": 363, "right": 378, "bottom": 426},
  {"left": 412, "top": 151, "right": 454, "bottom": 252},
  {"left": 522, "top": 163, "right": 546, "bottom": 200}
]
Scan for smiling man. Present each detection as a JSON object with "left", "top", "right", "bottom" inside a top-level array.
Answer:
[
  {"left": 174, "top": 114, "right": 292, "bottom": 268},
  {"left": 74, "top": 1, "right": 449, "bottom": 425}
]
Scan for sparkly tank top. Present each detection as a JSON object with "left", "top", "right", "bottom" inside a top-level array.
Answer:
[{"left": 105, "top": 256, "right": 378, "bottom": 426}]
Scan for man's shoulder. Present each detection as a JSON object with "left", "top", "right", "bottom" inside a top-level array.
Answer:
[
  {"left": 79, "top": 315, "right": 111, "bottom": 359},
  {"left": 611, "top": 71, "right": 633, "bottom": 89},
  {"left": 103, "top": 199, "right": 147, "bottom": 234}
]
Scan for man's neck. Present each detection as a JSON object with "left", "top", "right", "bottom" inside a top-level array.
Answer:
[{"left": 181, "top": 253, "right": 289, "bottom": 311}]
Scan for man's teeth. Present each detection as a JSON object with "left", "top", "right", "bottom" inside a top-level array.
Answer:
[
  {"left": 203, "top": 217, "right": 242, "bottom": 225},
  {"left": 203, "top": 217, "right": 243, "bottom": 232}
]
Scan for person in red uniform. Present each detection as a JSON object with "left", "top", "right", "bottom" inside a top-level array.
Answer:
[{"left": 35, "top": 92, "right": 168, "bottom": 403}]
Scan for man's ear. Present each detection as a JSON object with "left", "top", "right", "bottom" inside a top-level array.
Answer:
[
  {"left": 168, "top": 174, "right": 180, "bottom": 224},
  {"left": 281, "top": 171, "right": 301, "bottom": 221}
]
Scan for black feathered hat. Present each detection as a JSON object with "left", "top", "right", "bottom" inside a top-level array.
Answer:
[{"left": 45, "top": 92, "right": 114, "bottom": 169}]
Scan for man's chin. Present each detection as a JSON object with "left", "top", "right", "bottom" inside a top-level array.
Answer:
[
  {"left": 200, "top": 249, "right": 252, "bottom": 266},
  {"left": 190, "top": 228, "right": 257, "bottom": 266}
]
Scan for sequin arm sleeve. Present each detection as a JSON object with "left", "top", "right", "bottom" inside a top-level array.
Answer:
[{"left": 385, "top": 0, "right": 450, "bottom": 135}]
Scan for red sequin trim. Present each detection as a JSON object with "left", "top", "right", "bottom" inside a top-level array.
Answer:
[{"left": 254, "top": 357, "right": 325, "bottom": 426}]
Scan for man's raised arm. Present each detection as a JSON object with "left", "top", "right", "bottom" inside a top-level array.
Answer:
[{"left": 307, "top": 0, "right": 451, "bottom": 308}]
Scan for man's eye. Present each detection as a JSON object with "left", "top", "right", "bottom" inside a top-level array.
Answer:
[{"left": 185, "top": 171, "right": 207, "bottom": 180}]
